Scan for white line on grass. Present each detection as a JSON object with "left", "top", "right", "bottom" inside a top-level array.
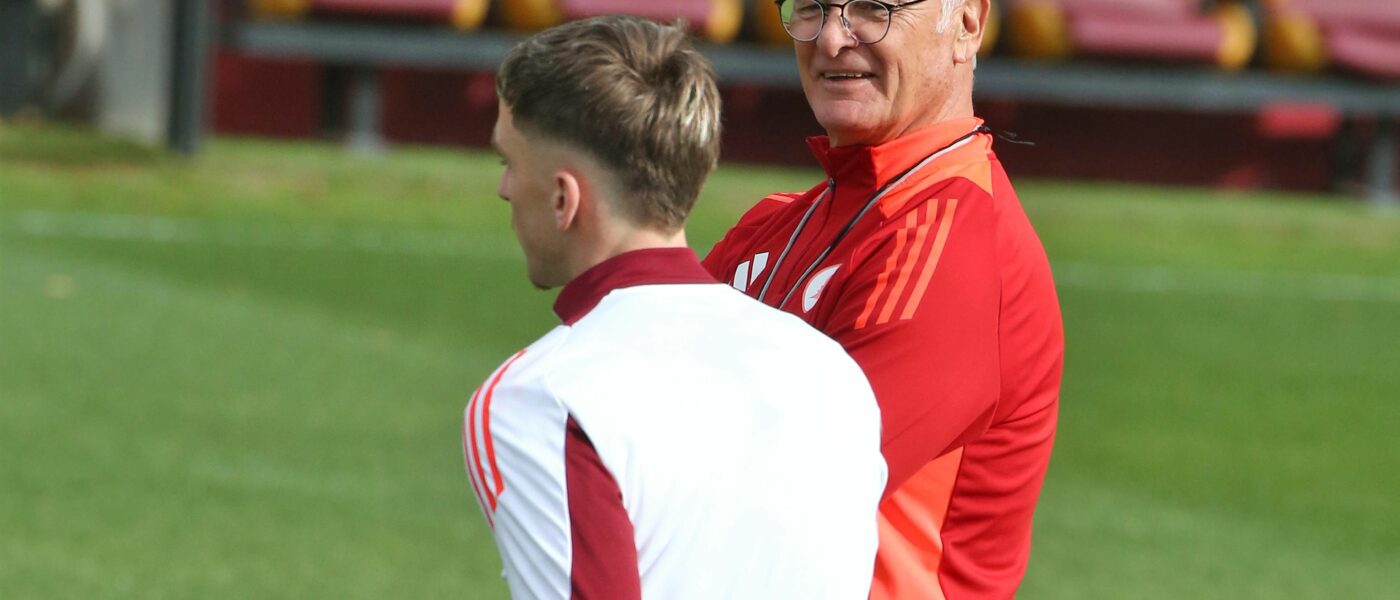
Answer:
[
  {"left": 1051, "top": 262, "right": 1400, "bottom": 304},
  {"left": 5, "top": 209, "right": 1400, "bottom": 303},
  {"left": 2, "top": 208, "right": 521, "bottom": 260}
]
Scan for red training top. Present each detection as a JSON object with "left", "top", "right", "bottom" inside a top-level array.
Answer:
[{"left": 703, "top": 118, "right": 1064, "bottom": 600}]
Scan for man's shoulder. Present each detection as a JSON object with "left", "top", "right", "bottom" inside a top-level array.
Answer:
[
  {"left": 872, "top": 151, "right": 1018, "bottom": 233},
  {"left": 733, "top": 191, "right": 808, "bottom": 229},
  {"left": 702, "top": 188, "right": 819, "bottom": 278},
  {"left": 483, "top": 327, "right": 573, "bottom": 399},
  {"left": 574, "top": 282, "right": 856, "bottom": 374}
]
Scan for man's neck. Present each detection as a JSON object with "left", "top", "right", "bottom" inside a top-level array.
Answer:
[{"left": 565, "top": 228, "right": 689, "bottom": 283}]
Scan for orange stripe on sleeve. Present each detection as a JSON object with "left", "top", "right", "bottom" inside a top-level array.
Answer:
[
  {"left": 856, "top": 211, "right": 917, "bottom": 329},
  {"left": 899, "top": 199, "right": 959, "bottom": 321},
  {"left": 876, "top": 203, "right": 940, "bottom": 326},
  {"left": 480, "top": 349, "right": 527, "bottom": 508},
  {"left": 463, "top": 387, "right": 494, "bottom": 527},
  {"left": 467, "top": 384, "right": 494, "bottom": 514}
]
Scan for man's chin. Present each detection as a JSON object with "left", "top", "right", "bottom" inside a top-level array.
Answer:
[
  {"left": 527, "top": 271, "right": 562, "bottom": 291},
  {"left": 812, "top": 107, "right": 880, "bottom": 146},
  {"left": 527, "top": 275, "right": 553, "bottom": 291},
  {"left": 819, "top": 120, "right": 879, "bottom": 147}
]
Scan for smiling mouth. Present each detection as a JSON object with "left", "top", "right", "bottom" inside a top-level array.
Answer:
[{"left": 821, "top": 72, "right": 875, "bottom": 81}]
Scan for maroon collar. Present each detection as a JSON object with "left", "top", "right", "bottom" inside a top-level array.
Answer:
[{"left": 553, "top": 247, "right": 717, "bottom": 325}]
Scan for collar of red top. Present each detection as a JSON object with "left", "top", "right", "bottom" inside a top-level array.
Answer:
[
  {"left": 553, "top": 247, "right": 716, "bottom": 325},
  {"left": 806, "top": 116, "right": 985, "bottom": 191}
]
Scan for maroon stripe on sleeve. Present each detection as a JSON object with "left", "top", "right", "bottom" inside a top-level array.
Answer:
[{"left": 565, "top": 416, "right": 641, "bottom": 600}]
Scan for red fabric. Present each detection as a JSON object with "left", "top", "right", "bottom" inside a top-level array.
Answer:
[
  {"left": 703, "top": 120, "right": 1063, "bottom": 599},
  {"left": 553, "top": 248, "right": 716, "bottom": 325},
  {"left": 565, "top": 417, "right": 641, "bottom": 600}
]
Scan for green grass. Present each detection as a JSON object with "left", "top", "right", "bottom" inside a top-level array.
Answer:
[{"left": 2, "top": 123, "right": 1398, "bottom": 598}]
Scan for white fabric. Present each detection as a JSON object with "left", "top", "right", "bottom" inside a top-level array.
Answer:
[{"left": 470, "top": 283, "right": 887, "bottom": 599}]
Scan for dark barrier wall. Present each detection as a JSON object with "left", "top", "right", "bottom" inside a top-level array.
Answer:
[{"left": 212, "top": 52, "right": 1386, "bottom": 195}]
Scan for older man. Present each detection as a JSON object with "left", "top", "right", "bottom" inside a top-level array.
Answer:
[
  {"left": 466, "top": 16, "right": 886, "bottom": 599},
  {"left": 703, "top": 1, "right": 1064, "bottom": 598}
]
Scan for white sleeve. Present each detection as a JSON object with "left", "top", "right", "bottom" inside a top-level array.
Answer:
[{"left": 464, "top": 352, "right": 572, "bottom": 600}]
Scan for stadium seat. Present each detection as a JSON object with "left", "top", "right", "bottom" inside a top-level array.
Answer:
[
  {"left": 752, "top": 0, "right": 788, "bottom": 45},
  {"left": 499, "top": 0, "right": 744, "bottom": 42},
  {"left": 250, "top": 0, "right": 308, "bottom": 19},
  {"left": 1006, "top": 0, "right": 1256, "bottom": 69},
  {"left": 982, "top": 0, "right": 1002, "bottom": 56},
  {"left": 1263, "top": 0, "right": 1400, "bottom": 80},
  {"left": 250, "top": 0, "right": 489, "bottom": 30},
  {"left": 1023, "top": 0, "right": 1196, "bottom": 19},
  {"left": 499, "top": 0, "right": 563, "bottom": 31}
]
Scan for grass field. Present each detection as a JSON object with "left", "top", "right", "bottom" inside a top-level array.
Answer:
[{"left": 2, "top": 123, "right": 1398, "bottom": 599}]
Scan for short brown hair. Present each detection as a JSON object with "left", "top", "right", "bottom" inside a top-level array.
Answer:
[{"left": 496, "top": 16, "right": 721, "bottom": 231}]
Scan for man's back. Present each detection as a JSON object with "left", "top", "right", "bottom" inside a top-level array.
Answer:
[{"left": 466, "top": 249, "right": 886, "bottom": 599}]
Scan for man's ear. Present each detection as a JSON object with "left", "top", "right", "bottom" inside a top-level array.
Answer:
[
  {"left": 954, "top": 0, "right": 988, "bottom": 64},
  {"left": 553, "top": 170, "right": 582, "bottom": 231}
]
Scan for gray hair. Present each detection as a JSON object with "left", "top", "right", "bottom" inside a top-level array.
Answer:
[
  {"left": 935, "top": 0, "right": 978, "bottom": 69},
  {"left": 936, "top": 0, "right": 960, "bottom": 33}
]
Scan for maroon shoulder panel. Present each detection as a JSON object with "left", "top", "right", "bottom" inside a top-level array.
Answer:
[{"left": 565, "top": 417, "right": 641, "bottom": 600}]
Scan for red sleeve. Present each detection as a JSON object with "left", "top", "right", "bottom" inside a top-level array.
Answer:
[
  {"left": 701, "top": 193, "right": 802, "bottom": 282},
  {"left": 566, "top": 417, "right": 641, "bottom": 600},
  {"left": 822, "top": 190, "right": 1001, "bottom": 496}
]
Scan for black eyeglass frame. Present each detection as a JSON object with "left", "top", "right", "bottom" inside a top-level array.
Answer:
[{"left": 773, "top": 0, "right": 933, "bottom": 45}]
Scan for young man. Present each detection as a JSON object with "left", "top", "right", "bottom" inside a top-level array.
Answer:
[
  {"left": 703, "top": 1, "right": 1065, "bottom": 598},
  {"left": 464, "top": 16, "right": 886, "bottom": 600}
]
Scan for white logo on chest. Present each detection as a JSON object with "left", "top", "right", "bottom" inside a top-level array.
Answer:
[
  {"left": 802, "top": 265, "right": 841, "bottom": 313},
  {"left": 732, "top": 252, "right": 770, "bottom": 293}
]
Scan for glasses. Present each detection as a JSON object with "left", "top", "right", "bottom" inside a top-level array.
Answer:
[{"left": 776, "top": 0, "right": 931, "bottom": 45}]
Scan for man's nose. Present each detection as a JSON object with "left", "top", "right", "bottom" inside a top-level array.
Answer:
[{"left": 814, "top": 8, "right": 859, "bottom": 56}]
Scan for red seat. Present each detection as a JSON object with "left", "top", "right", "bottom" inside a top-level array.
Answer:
[
  {"left": 500, "top": 0, "right": 743, "bottom": 42},
  {"left": 1264, "top": 0, "right": 1400, "bottom": 80},
  {"left": 1037, "top": 0, "right": 1197, "bottom": 20},
  {"left": 323, "top": 0, "right": 487, "bottom": 29},
  {"left": 1328, "top": 28, "right": 1400, "bottom": 80},
  {"left": 250, "top": 0, "right": 489, "bottom": 30},
  {"left": 1281, "top": 0, "right": 1400, "bottom": 34},
  {"left": 1007, "top": 0, "right": 1255, "bottom": 69}
]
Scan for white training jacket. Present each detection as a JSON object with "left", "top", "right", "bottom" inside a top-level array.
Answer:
[{"left": 464, "top": 248, "right": 886, "bottom": 600}]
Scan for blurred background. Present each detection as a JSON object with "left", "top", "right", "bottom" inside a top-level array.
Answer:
[{"left": 1, "top": 0, "right": 1398, "bottom": 598}]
